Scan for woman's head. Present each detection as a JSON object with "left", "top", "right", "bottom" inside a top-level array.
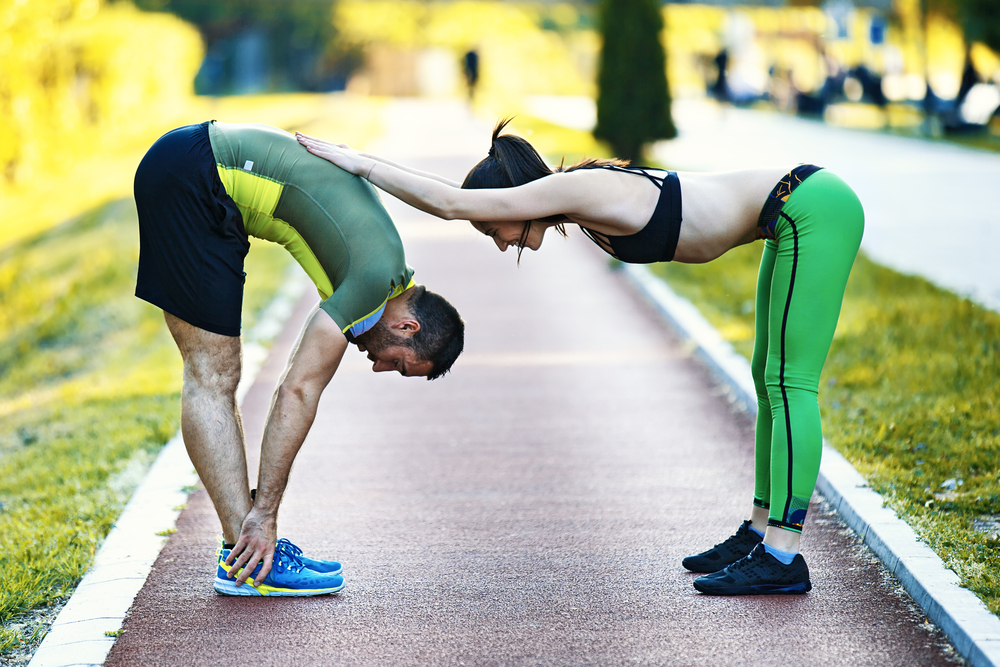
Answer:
[
  {"left": 462, "top": 118, "right": 630, "bottom": 262},
  {"left": 462, "top": 118, "right": 567, "bottom": 262}
]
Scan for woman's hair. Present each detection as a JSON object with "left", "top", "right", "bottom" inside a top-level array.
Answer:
[{"left": 462, "top": 118, "right": 629, "bottom": 262}]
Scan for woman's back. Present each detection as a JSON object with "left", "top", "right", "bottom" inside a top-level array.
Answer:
[
  {"left": 561, "top": 166, "right": 790, "bottom": 264},
  {"left": 674, "top": 167, "right": 788, "bottom": 263}
]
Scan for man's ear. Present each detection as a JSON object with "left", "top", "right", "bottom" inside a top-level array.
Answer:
[{"left": 391, "top": 317, "right": 421, "bottom": 337}]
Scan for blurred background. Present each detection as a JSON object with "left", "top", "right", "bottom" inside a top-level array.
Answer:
[{"left": 3, "top": 0, "right": 999, "bottom": 200}]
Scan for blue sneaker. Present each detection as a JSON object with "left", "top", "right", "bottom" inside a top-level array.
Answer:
[
  {"left": 276, "top": 538, "right": 343, "bottom": 576},
  {"left": 214, "top": 544, "right": 345, "bottom": 597}
]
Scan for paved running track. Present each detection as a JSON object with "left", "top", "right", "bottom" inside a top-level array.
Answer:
[{"left": 106, "top": 101, "right": 958, "bottom": 666}]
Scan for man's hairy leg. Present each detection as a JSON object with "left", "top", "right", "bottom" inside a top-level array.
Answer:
[{"left": 164, "top": 312, "right": 252, "bottom": 544}]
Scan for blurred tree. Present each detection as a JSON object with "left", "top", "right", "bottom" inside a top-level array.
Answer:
[
  {"left": 0, "top": 1, "right": 201, "bottom": 189},
  {"left": 921, "top": 0, "right": 1000, "bottom": 53},
  {"left": 126, "top": 0, "right": 353, "bottom": 93},
  {"left": 594, "top": 0, "right": 676, "bottom": 163},
  {"left": 916, "top": 0, "right": 1000, "bottom": 134},
  {"left": 954, "top": 0, "right": 1000, "bottom": 53}
]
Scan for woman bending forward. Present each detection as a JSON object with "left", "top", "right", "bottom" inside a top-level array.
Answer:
[{"left": 297, "top": 121, "right": 864, "bottom": 596}]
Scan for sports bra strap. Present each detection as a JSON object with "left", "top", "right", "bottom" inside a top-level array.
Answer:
[{"left": 599, "top": 164, "right": 665, "bottom": 190}]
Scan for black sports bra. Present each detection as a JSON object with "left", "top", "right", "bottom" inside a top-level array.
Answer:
[{"left": 579, "top": 165, "right": 682, "bottom": 264}]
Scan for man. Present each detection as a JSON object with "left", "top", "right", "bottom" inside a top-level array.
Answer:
[{"left": 134, "top": 121, "right": 464, "bottom": 596}]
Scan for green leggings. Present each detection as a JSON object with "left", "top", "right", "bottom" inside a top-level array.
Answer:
[{"left": 750, "top": 169, "right": 864, "bottom": 533}]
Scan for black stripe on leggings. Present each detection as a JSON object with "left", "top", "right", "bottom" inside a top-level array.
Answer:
[{"left": 778, "top": 210, "right": 799, "bottom": 527}]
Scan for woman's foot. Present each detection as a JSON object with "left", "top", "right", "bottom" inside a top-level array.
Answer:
[
  {"left": 692, "top": 543, "right": 811, "bottom": 595},
  {"left": 681, "top": 520, "right": 763, "bottom": 573}
]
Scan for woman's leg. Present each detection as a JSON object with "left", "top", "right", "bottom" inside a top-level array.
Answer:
[
  {"left": 693, "top": 170, "right": 863, "bottom": 594},
  {"left": 750, "top": 240, "right": 778, "bottom": 533},
  {"left": 762, "top": 170, "right": 864, "bottom": 543},
  {"left": 681, "top": 241, "right": 777, "bottom": 575}
]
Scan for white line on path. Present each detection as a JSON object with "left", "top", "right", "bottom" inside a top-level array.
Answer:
[{"left": 27, "top": 269, "right": 311, "bottom": 667}]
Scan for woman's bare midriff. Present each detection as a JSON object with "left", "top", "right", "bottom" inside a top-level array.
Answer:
[{"left": 673, "top": 167, "right": 789, "bottom": 263}]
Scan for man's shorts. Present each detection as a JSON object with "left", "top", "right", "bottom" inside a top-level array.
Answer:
[{"left": 134, "top": 122, "right": 249, "bottom": 337}]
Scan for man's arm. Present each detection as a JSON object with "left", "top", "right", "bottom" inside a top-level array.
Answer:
[{"left": 225, "top": 307, "right": 348, "bottom": 586}]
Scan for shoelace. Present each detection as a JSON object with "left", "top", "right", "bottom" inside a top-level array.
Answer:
[
  {"left": 273, "top": 541, "right": 307, "bottom": 574},
  {"left": 725, "top": 549, "right": 760, "bottom": 576},
  {"left": 276, "top": 538, "right": 304, "bottom": 558},
  {"left": 711, "top": 525, "right": 751, "bottom": 551}
]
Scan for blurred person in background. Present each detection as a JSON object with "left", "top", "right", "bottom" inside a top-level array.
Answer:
[
  {"left": 463, "top": 48, "right": 480, "bottom": 102},
  {"left": 134, "top": 121, "right": 464, "bottom": 597},
  {"left": 712, "top": 48, "right": 730, "bottom": 104},
  {"left": 297, "top": 120, "right": 864, "bottom": 596}
]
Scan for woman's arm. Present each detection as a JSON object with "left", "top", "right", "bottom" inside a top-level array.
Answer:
[
  {"left": 356, "top": 152, "right": 461, "bottom": 188},
  {"left": 296, "top": 132, "right": 596, "bottom": 223},
  {"left": 295, "top": 133, "right": 461, "bottom": 187}
]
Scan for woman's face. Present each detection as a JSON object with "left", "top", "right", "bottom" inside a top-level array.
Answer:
[{"left": 471, "top": 220, "right": 548, "bottom": 252}]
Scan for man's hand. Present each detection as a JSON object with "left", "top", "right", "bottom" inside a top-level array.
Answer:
[
  {"left": 225, "top": 507, "right": 277, "bottom": 586},
  {"left": 225, "top": 310, "right": 346, "bottom": 588},
  {"left": 296, "top": 133, "right": 373, "bottom": 177}
]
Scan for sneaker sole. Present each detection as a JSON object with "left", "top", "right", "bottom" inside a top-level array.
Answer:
[
  {"left": 693, "top": 580, "right": 812, "bottom": 595},
  {"left": 682, "top": 559, "right": 734, "bottom": 574},
  {"left": 213, "top": 576, "right": 345, "bottom": 597}
]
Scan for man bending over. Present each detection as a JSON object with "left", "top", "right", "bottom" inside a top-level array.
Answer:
[{"left": 134, "top": 121, "right": 464, "bottom": 596}]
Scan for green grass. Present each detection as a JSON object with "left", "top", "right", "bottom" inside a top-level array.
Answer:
[{"left": 516, "top": 112, "right": 1000, "bottom": 617}]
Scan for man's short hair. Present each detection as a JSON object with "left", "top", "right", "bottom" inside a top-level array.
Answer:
[{"left": 405, "top": 286, "right": 464, "bottom": 380}]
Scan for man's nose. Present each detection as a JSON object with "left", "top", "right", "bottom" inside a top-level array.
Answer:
[
  {"left": 372, "top": 359, "right": 392, "bottom": 372},
  {"left": 494, "top": 237, "right": 507, "bottom": 251}
]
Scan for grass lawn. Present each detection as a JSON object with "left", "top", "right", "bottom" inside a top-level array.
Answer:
[
  {"left": 513, "top": 113, "right": 1000, "bottom": 617},
  {"left": 0, "top": 93, "right": 385, "bottom": 656}
]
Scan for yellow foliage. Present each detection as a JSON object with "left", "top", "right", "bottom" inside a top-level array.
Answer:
[
  {"left": 335, "top": 1, "right": 594, "bottom": 109},
  {"left": 717, "top": 320, "right": 755, "bottom": 343},
  {"left": 0, "top": 1, "right": 202, "bottom": 188},
  {"left": 838, "top": 364, "right": 879, "bottom": 388}
]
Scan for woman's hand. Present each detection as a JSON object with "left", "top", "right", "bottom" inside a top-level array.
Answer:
[{"left": 296, "top": 132, "right": 373, "bottom": 177}]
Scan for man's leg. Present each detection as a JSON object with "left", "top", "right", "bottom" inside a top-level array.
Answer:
[{"left": 164, "top": 311, "right": 252, "bottom": 543}]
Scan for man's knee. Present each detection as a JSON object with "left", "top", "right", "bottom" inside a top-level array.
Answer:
[
  {"left": 185, "top": 350, "right": 242, "bottom": 396},
  {"left": 165, "top": 312, "right": 242, "bottom": 395}
]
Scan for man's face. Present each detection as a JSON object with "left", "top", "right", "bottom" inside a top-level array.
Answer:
[{"left": 354, "top": 319, "right": 433, "bottom": 378}]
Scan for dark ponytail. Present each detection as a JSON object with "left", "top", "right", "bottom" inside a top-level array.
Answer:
[{"left": 462, "top": 117, "right": 552, "bottom": 191}]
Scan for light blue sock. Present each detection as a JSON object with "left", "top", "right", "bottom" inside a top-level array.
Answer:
[
  {"left": 748, "top": 524, "right": 765, "bottom": 539},
  {"left": 763, "top": 543, "right": 797, "bottom": 565}
]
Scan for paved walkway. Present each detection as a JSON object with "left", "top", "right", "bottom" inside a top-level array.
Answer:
[
  {"left": 105, "top": 100, "right": 957, "bottom": 666},
  {"left": 528, "top": 96, "right": 1000, "bottom": 312}
]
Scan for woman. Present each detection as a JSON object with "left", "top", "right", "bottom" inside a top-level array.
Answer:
[{"left": 296, "top": 120, "right": 864, "bottom": 595}]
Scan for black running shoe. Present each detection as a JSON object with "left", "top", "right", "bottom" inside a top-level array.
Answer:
[
  {"left": 682, "top": 520, "right": 763, "bottom": 573},
  {"left": 692, "top": 543, "right": 811, "bottom": 595}
]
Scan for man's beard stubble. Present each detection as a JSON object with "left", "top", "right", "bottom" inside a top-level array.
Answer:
[{"left": 354, "top": 318, "right": 396, "bottom": 357}]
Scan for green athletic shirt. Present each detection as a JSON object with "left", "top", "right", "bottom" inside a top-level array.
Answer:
[{"left": 208, "top": 120, "right": 414, "bottom": 339}]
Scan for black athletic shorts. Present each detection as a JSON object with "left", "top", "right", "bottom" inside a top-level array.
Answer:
[{"left": 134, "top": 122, "right": 249, "bottom": 337}]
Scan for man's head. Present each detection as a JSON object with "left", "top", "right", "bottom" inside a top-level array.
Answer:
[{"left": 353, "top": 285, "right": 464, "bottom": 380}]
